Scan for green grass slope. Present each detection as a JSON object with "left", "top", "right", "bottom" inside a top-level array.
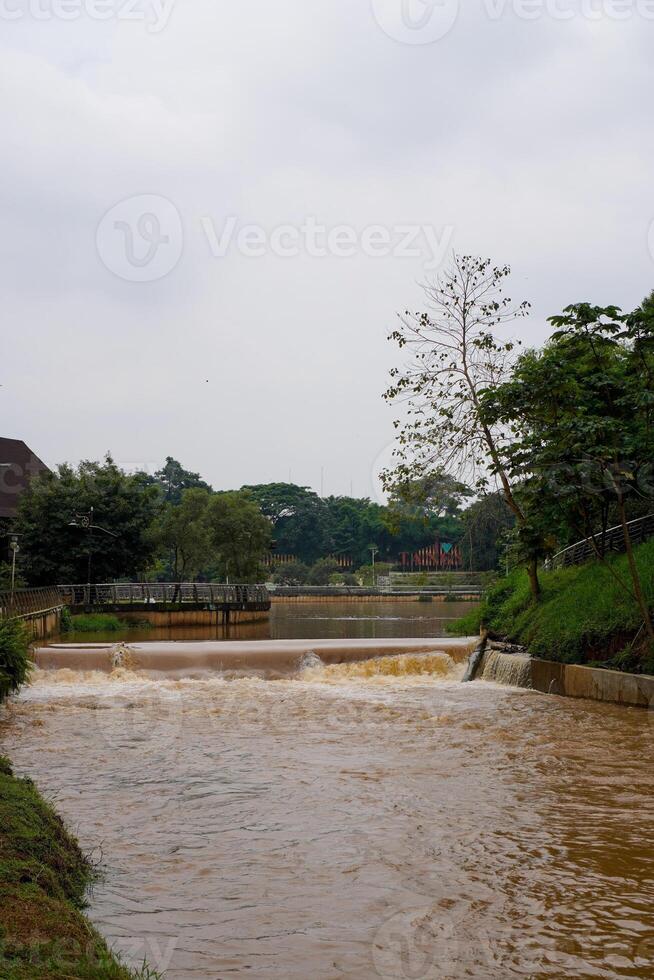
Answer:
[
  {"left": 449, "top": 539, "right": 654, "bottom": 672},
  {"left": 0, "top": 758, "right": 158, "bottom": 979}
]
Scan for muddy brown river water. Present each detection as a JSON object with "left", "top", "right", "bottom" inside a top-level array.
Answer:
[{"left": 1, "top": 609, "right": 654, "bottom": 978}]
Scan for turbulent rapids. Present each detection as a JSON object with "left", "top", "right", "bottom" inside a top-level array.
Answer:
[
  {"left": 32, "top": 637, "right": 476, "bottom": 680},
  {"left": 3, "top": 636, "right": 654, "bottom": 978}
]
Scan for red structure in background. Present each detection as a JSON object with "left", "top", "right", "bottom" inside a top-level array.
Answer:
[
  {"left": 263, "top": 553, "right": 355, "bottom": 569},
  {"left": 264, "top": 542, "right": 462, "bottom": 572},
  {"left": 400, "top": 540, "right": 462, "bottom": 572}
]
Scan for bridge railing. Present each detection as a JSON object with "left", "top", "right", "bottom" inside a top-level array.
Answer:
[
  {"left": 58, "top": 583, "right": 270, "bottom": 607},
  {"left": 268, "top": 584, "right": 484, "bottom": 597},
  {"left": 547, "top": 513, "right": 654, "bottom": 570},
  {"left": 0, "top": 587, "right": 63, "bottom": 621}
]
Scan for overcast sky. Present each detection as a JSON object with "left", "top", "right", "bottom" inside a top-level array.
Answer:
[{"left": 1, "top": 0, "right": 653, "bottom": 501}]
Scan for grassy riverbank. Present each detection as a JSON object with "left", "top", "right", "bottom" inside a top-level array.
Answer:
[
  {"left": 0, "top": 757, "right": 156, "bottom": 979},
  {"left": 450, "top": 539, "right": 654, "bottom": 672},
  {"left": 60, "top": 610, "right": 152, "bottom": 633}
]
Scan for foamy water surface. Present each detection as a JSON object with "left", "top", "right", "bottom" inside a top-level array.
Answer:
[{"left": 2, "top": 643, "right": 654, "bottom": 979}]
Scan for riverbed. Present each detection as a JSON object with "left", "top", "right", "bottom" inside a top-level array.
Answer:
[{"left": 1, "top": 606, "right": 653, "bottom": 978}]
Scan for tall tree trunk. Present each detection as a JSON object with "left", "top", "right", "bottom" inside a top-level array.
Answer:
[
  {"left": 477, "top": 421, "right": 541, "bottom": 600},
  {"left": 617, "top": 495, "right": 654, "bottom": 645},
  {"left": 527, "top": 559, "right": 541, "bottom": 600}
]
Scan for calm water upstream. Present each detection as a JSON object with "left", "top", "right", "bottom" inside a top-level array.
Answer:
[
  {"left": 53, "top": 599, "right": 477, "bottom": 645},
  {"left": 1, "top": 603, "right": 653, "bottom": 979}
]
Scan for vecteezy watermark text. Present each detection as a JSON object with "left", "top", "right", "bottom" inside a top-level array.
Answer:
[
  {"left": 96, "top": 194, "right": 455, "bottom": 282},
  {"left": 201, "top": 216, "right": 453, "bottom": 270},
  {"left": 486, "top": 0, "right": 654, "bottom": 20},
  {"left": 371, "top": 0, "right": 654, "bottom": 46},
  {"left": 0, "top": 0, "right": 175, "bottom": 32}
]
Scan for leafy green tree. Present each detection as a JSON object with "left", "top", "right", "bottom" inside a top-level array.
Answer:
[
  {"left": 242, "top": 483, "right": 311, "bottom": 523},
  {"left": 244, "top": 483, "right": 332, "bottom": 563},
  {"left": 149, "top": 488, "right": 213, "bottom": 581},
  {"left": 388, "top": 470, "right": 470, "bottom": 521},
  {"left": 244, "top": 482, "right": 469, "bottom": 568},
  {"left": 385, "top": 254, "right": 541, "bottom": 597},
  {"left": 150, "top": 457, "right": 212, "bottom": 504},
  {"left": 0, "top": 619, "right": 30, "bottom": 702},
  {"left": 322, "top": 496, "right": 390, "bottom": 567},
  {"left": 206, "top": 491, "right": 272, "bottom": 582},
  {"left": 271, "top": 561, "right": 310, "bottom": 585},
  {"left": 485, "top": 301, "right": 654, "bottom": 643},
  {"left": 459, "top": 493, "right": 515, "bottom": 571},
  {"left": 16, "top": 456, "right": 161, "bottom": 585},
  {"left": 306, "top": 558, "right": 342, "bottom": 586}
]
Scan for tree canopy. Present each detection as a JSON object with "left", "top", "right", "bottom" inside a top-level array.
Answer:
[{"left": 16, "top": 456, "right": 161, "bottom": 585}]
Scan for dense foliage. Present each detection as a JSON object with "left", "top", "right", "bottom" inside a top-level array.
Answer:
[
  {"left": 482, "top": 298, "right": 654, "bottom": 642},
  {"left": 244, "top": 481, "right": 464, "bottom": 567},
  {"left": 0, "top": 619, "right": 30, "bottom": 702},
  {"left": 15, "top": 457, "right": 161, "bottom": 586},
  {"left": 5, "top": 451, "right": 529, "bottom": 587},
  {"left": 387, "top": 254, "right": 654, "bottom": 658},
  {"left": 450, "top": 540, "right": 654, "bottom": 673}
]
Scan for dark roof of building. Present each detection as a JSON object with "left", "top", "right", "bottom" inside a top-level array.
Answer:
[{"left": 0, "top": 438, "right": 50, "bottom": 520}]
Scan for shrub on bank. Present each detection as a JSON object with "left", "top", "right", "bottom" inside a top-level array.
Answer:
[
  {"left": 449, "top": 539, "right": 654, "bottom": 672},
  {"left": 0, "top": 620, "right": 30, "bottom": 702},
  {"left": 0, "top": 757, "right": 160, "bottom": 979},
  {"left": 62, "top": 614, "right": 125, "bottom": 633}
]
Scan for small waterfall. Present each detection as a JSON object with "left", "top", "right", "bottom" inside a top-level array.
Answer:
[
  {"left": 298, "top": 651, "right": 460, "bottom": 681},
  {"left": 298, "top": 651, "right": 324, "bottom": 672},
  {"left": 110, "top": 644, "right": 138, "bottom": 670},
  {"left": 477, "top": 650, "right": 533, "bottom": 689}
]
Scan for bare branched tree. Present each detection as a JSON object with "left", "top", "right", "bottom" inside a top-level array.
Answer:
[{"left": 384, "top": 253, "right": 542, "bottom": 598}]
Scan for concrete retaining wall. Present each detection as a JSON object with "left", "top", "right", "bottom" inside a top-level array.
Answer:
[
  {"left": 470, "top": 639, "right": 654, "bottom": 709},
  {"left": 20, "top": 607, "right": 62, "bottom": 640},
  {"left": 530, "top": 658, "right": 654, "bottom": 709},
  {"left": 115, "top": 608, "right": 270, "bottom": 627},
  {"left": 271, "top": 594, "right": 480, "bottom": 604}
]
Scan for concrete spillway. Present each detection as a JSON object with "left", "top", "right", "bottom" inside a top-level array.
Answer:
[{"left": 33, "top": 636, "right": 478, "bottom": 677}]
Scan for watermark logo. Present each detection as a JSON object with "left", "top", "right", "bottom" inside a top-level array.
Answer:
[
  {"left": 94, "top": 684, "right": 183, "bottom": 755},
  {"left": 0, "top": 935, "right": 178, "bottom": 976},
  {"left": 370, "top": 0, "right": 654, "bottom": 41},
  {"left": 648, "top": 219, "right": 654, "bottom": 266},
  {"left": 0, "top": 0, "right": 175, "bottom": 32},
  {"left": 372, "top": 906, "right": 458, "bottom": 978},
  {"left": 96, "top": 200, "right": 453, "bottom": 281},
  {"left": 96, "top": 195, "right": 183, "bottom": 283},
  {"left": 371, "top": 0, "right": 460, "bottom": 44}
]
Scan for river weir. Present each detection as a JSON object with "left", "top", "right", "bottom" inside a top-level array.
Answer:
[
  {"left": 2, "top": 636, "right": 654, "bottom": 978},
  {"left": 476, "top": 649, "right": 533, "bottom": 689}
]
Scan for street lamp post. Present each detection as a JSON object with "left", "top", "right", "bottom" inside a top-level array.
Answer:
[
  {"left": 370, "top": 546, "right": 379, "bottom": 588},
  {"left": 68, "top": 508, "right": 118, "bottom": 605},
  {"left": 8, "top": 534, "right": 19, "bottom": 602},
  {"left": 1, "top": 465, "right": 18, "bottom": 606}
]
